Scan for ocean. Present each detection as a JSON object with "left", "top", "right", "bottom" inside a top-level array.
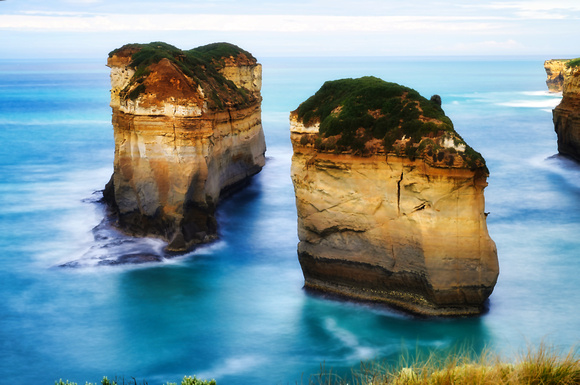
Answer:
[{"left": 0, "top": 56, "right": 578, "bottom": 384}]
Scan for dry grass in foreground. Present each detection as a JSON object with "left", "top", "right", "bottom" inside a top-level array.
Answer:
[{"left": 309, "top": 344, "right": 580, "bottom": 385}]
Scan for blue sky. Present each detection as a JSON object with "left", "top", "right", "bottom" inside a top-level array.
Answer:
[{"left": 1, "top": 0, "right": 579, "bottom": 58}]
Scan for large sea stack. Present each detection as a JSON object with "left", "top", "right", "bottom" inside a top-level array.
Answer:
[
  {"left": 104, "top": 42, "right": 266, "bottom": 252},
  {"left": 290, "top": 77, "right": 498, "bottom": 316},
  {"left": 549, "top": 58, "right": 580, "bottom": 161}
]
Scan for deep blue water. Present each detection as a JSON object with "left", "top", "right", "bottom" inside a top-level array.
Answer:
[{"left": 1, "top": 57, "right": 579, "bottom": 384}]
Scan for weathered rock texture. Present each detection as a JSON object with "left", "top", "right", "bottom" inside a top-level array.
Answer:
[
  {"left": 104, "top": 42, "right": 266, "bottom": 251},
  {"left": 544, "top": 59, "right": 571, "bottom": 92},
  {"left": 552, "top": 60, "right": 580, "bottom": 161},
  {"left": 290, "top": 77, "right": 498, "bottom": 316}
]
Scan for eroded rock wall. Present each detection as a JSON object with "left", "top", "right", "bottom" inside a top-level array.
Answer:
[
  {"left": 544, "top": 59, "right": 571, "bottom": 92},
  {"left": 290, "top": 122, "right": 498, "bottom": 316},
  {"left": 104, "top": 45, "right": 266, "bottom": 251},
  {"left": 553, "top": 66, "right": 580, "bottom": 161}
]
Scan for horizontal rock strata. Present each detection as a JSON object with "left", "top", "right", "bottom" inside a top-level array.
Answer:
[
  {"left": 290, "top": 77, "right": 498, "bottom": 316},
  {"left": 552, "top": 61, "right": 580, "bottom": 161},
  {"left": 104, "top": 42, "right": 266, "bottom": 251}
]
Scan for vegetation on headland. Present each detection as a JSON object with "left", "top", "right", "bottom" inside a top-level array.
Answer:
[
  {"left": 566, "top": 57, "right": 580, "bottom": 68},
  {"left": 108, "top": 41, "right": 256, "bottom": 109},
  {"left": 55, "top": 375, "right": 215, "bottom": 385},
  {"left": 306, "top": 344, "right": 580, "bottom": 385},
  {"left": 293, "top": 76, "right": 486, "bottom": 171},
  {"left": 55, "top": 344, "right": 579, "bottom": 385}
]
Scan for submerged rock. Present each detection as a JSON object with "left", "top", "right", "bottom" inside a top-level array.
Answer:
[
  {"left": 103, "top": 42, "right": 266, "bottom": 252},
  {"left": 550, "top": 58, "right": 580, "bottom": 161},
  {"left": 290, "top": 76, "right": 498, "bottom": 316},
  {"left": 58, "top": 217, "right": 167, "bottom": 268}
]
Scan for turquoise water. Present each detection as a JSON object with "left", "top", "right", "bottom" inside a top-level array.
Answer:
[{"left": 1, "top": 57, "right": 579, "bottom": 384}]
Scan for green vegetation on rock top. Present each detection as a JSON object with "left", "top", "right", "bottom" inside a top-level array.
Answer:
[
  {"left": 293, "top": 76, "right": 486, "bottom": 170},
  {"left": 190, "top": 42, "right": 256, "bottom": 65},
  {"left": 108, "top": 41, "right": 254, "bottom": 64},
  {"left": 109, "top": 42, "right": 256, "bottom": 109},
  {"left": 566, "top": 57, "right": 580, "bottom": 68},
  {"left": 55, "top": 375, "right": 216, "bottom": 385}
]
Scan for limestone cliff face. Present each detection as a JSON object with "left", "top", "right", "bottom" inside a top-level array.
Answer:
[
  {"left": 104, "top": 42, "right": 266, "bottom": 251},
  {"left": 290, "top": 77, "right": 498, "bottom": 316},
  {"left": 552, "top": 63, "right": 580, "bottom": 161},
  {"left": 544, "top": 59, "right": 571, "bottom": 92}
]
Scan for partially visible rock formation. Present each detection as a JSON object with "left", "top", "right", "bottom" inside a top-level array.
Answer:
[
  {"left": 104, "top": 42, "right": 266, "bottom": 252},
  {"left": 290, "top": 77, "right": 498, "bottom": 316},
  {"left": 551, "top": 58, "right": 580, "bottom": 161},
  {"left": 544, "top": 59, "right": 571, "bottom": 92}
]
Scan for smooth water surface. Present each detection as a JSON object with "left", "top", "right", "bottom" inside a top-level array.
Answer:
[{"left": 0, "top": 57, "right": 578, "bottom": 384}]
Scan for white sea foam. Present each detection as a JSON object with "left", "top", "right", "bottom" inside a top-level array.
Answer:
[
  {"left": 196, "top": 355, "right": 267, "bottom": 380},
  {"left": 498, "top": 99, "right": 561, "bottom": 108},
  {"left": 521, "top": 90, "right": 562, "bottom": 97},
  {"left": 535, "top": 154, "right": 580, "bottom": 190},
  {"left": 185, "top": 239, "right": 228, "bottom": 257},
  {"left": 324, "top": 318, "right": 378, "bottom": 361},
  {"left": 495, "top": 90, "right": 562, "bottom": 109}
]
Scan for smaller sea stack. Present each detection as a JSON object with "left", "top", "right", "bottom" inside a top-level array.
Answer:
[
  {"left": 290, "top": 77, "right": 498, "bottom": 316},
  {"left": 104, "top": 42, "right": 266, "bottom": 252}
]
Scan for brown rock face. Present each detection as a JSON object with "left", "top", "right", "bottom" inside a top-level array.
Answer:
[
  {"left": 104, "top": 43, "right": 266, "bottom": 251},
  {"left": 290, "top": 79, "right": 498, "bottom": 316},
  {"left": 544, "top": 59, "right": 571, "bottom": 92},
  {"left": 553, "top": 65, "right": 580, "bottom": 161}
]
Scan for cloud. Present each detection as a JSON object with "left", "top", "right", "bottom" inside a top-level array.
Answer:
[
  {"left": 463, "top": 1, "right": 580, "bottom": 19},
  {"left": 487, "top": 1, "right": 580, "bottom": 12},
  {"left": 0, "top": 13, "right": 502, "bottom": 33}
]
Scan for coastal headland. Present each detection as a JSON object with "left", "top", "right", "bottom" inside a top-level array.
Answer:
[{"left": 547, "top": 58, "right": 580, "bottom": 161}]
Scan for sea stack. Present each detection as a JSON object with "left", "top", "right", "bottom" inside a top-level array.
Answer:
[
  {"left": 103, "top": 42, "right": 266, "bottom": 251},
  {"left": 290, "top": 77, "right": 498, "bottom": 316},
  {"left": 550, "top": 58, "right": 580, "bottom": 161},
  {"left": 544, "top": 59, "right": 571, "bottom": 92}
]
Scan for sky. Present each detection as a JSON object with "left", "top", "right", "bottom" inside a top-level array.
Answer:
[{"left": 1, "top": 0, "right": 579, "bottom": 59}]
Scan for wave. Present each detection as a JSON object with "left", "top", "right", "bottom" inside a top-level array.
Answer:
[
  {"left": 536, "top": 154, "right": 580, "bottom": 190},
  {"left": 324, "top": 318, "right": 379, "bottom": 361},
  {"left": 494, "top": 89, "right": 561, "bottom": 109},
  {"left": 498, "top": 99, "right": 561, "bottom": 109},
  {"left": 520, "top": 90, "right": 562, "bottom": 97},
  {"left": 195, "top": 355, "right": 268, "bottom": 380},
  {"left": 0, "top": 119, "right": 110, "bottom": 126}
]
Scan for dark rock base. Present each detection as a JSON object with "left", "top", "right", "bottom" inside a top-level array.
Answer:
[{"left": 298, "top": 251, "right": 492, "bottom": 317}]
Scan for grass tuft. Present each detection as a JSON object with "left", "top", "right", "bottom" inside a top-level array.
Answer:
[{"left": 303, "top": 343, "right": 580, "bottom": 385}]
